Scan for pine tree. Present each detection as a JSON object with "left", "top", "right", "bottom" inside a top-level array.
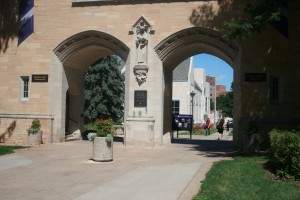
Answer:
[{"left": 84, "top": 56, "right": 124, "bottom": 124}]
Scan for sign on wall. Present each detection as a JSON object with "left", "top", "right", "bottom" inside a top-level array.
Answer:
[{"left": 32, "top": 74, "right": 48, "bottom": 82}]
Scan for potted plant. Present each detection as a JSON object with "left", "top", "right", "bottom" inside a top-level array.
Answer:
[
  {"left": 27, "top": 119, "right": 42, "bottom": 145},
  {"left": 84, "top": 118, "right": 114, "bottom": 162}
]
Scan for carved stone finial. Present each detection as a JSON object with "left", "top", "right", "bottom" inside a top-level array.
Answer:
[
  {"left": 134, "top": 19, "right": 149, "bottom": 66},
  {"left": 132, "top": 16, "right": 153, "bottom": 86}
]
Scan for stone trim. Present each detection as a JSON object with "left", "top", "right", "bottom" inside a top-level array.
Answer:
[
  {"left": 126, "top": 117, "right": 155, "bottom": 122},
  {"left": 72, "top": 0, "right": 203, "bottom": 7},
  {"left": 0, "top": 114, "right": 53, "bottom": 119},
  {"left": 53, "top": 30, "right": 129, "bottom": 63},
  {"left": 155, "top": 27, "right": 239, "bottom": 66}
]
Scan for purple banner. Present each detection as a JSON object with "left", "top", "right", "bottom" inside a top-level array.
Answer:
[{"left": 18, "top": 0, "right": 34, "bottom": 46}]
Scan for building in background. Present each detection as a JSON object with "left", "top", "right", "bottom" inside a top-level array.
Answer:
[
  {"left": 206, "top": 76, "right": 217, "bottom": 123},
  {"left": 172, "top": 58, "right": 210, "bottom": 124},
  {"left": 206, "top": 76, "right": 216, "bottom": 105},
  {"left": 194, "top": 68, "right": 210, "bottom": 123},
  {"left": 216, "top": 84, "right": 227, "bottom": 97}
]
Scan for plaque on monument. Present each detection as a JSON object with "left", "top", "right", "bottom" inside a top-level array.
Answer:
[{"left": 134, "top": 90, "right": 147, "bottom": 107}]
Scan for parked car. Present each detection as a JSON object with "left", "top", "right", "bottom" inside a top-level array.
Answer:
[{"left": 228, "top": 119, "right": 233, "bottom": 128}]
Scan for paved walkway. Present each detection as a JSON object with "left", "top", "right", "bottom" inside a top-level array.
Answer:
[{"left": 0, "top": 131, "right": 235, "bottom": 200}]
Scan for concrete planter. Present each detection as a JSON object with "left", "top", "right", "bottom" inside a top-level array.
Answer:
[
  {"left": 93, "top": 137, "right": 113, "bottom": 162},
  {"left": 28, "top": 131, "right": 42, "bottom": 145}
]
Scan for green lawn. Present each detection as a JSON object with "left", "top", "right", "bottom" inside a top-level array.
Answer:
[
  {"left": 0, "top": 146, "right": 28, "bottom": 156},
  {"left": 193, "top": 156, "right": 300, "bottom": 200}
]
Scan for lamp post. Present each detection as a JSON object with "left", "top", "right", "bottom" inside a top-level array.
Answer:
[
  {"left": 190, "top": 91, "right": 196, "bottom": 116},
  {"left": 190, "top": 91, "right": 196, "bottom": 140}
]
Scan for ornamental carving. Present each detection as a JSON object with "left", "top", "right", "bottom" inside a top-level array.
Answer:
[
  {"left": 136, "top": 21, "right": 148, "bottom": 66},
  {"left": 133, "top": 65, "right": 149, "bottom": 86},
  {"left": 131, "top": 16, "right": 154, "bottom": 86}
]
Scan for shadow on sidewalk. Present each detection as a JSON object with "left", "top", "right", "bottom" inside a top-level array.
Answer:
[{"left": 171, "top": 138, "right": 237, "bottom": 158}]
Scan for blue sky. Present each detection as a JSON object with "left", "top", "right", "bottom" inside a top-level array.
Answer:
[{"left": 193, "top": 54, "right": 233, "bottom": 91}]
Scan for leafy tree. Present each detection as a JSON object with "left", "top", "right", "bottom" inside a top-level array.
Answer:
[
  {"left": 224, "top": 0, "right": 289, "bottom": 40},
  {"left": 84, "top": 55, "right": 124, "bottom": 124},
  {"left": 217, "top": 85, "right": 233, "bottom": 117}
]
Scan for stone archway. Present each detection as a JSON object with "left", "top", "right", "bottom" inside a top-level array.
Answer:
[
  {"left": 155, "top": 27, "right": 241, "bottom": 147},
  {"left": 51, "top": 30, "right": 129, "bottom": 143}
]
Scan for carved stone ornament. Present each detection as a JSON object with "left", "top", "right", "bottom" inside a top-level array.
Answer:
[
  {"left": 131, "top": 16, "right": 154, "bottom": 86},
  {"left": 133, "top": 64, "right": 149, "bottom": 86}
]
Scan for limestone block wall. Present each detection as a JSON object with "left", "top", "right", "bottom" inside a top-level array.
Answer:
[{"left": 0, "top": 117, "right": 51, "bottom": 145}]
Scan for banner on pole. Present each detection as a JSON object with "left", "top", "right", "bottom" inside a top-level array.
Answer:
[{"left": 18, "top": 0, "right": 34, "bottom": 46}]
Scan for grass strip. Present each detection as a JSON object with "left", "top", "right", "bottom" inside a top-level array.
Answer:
[
  {"left": 193, "top": 156, "right": 300, "bottom": 200},
  {"left": 0, "top": 146, "right": 27, "bottom": 156}
]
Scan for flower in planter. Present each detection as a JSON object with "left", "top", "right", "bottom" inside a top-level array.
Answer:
[
  {"left": 27, "top": 119, "right": 41, "bottom": 135},
  {"left": 84, "top": 118, "right": 114, "bottom": 142}
]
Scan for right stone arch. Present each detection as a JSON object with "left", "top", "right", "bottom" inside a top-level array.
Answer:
[{"left": 155, "top": 27, "right": 242, "bottom": 148}]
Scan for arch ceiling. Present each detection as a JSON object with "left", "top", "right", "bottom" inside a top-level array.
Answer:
[{"left": 155, "top": 27, "right": 239, "bottom": 70}]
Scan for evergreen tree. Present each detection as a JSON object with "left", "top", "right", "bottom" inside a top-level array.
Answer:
[{"left": 84, "top": 56, "right": 124, "bottom": 124}]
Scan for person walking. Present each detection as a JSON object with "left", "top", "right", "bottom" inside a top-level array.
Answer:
[
  {"left": 217, "top": 117, "right": 225, "bottom": 140},
  {"left": 205, "top": 118, "right": 211, "bottom": 135},
  {"left": 226, "top": 120, "right": 230, "bottom": 131}
]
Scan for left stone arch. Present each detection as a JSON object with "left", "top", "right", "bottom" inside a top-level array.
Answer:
[{"left": 50, "top": 30, "right": 129, "bottom": 143}]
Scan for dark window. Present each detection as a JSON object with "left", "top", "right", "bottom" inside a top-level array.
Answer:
[
  {"left": 172, "top": 100, "right": 180, "bottom": 114},
  {"left": 21, "top": 76, "right": 29, "bottom": 99},
  {"left": 270, "top": 76, "right": 280, "bottom": 103}
]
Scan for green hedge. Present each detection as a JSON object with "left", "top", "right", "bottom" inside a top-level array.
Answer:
[{"left": 269, "top": 129, "right": 300, "bottom": 181}]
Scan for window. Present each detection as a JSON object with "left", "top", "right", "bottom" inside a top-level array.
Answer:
[
  {"left": 172, "top": 100, "right": 180, "bottom": 114},
  {"left": 20, "top": 76, "right": 29, "bottom": 100},
  {"left": 270, "top": 76, "right": 280, "bottom": 103}
]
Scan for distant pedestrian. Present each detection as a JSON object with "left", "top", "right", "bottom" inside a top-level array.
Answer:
[
  {"left": 205, "top": 118, "right": 211, "bottom": 135},
  {"left": 226, "top": 120, "right": 229, "bottom": 131},
  {"left": 217, "top": 118, "right": 225, "bottom": 140}
]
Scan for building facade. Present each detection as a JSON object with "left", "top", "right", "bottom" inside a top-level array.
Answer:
[
  {"left": 216, "top": 85, "right": 227, "bottom": 97},
  {"left": 172, "top": 58, "right": 210, "bottom": 124},
  {"left": 1, "top": 0, "right": 299, "bottom": 151}
]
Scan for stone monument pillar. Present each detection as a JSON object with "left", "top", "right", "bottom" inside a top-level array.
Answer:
[{"left": 124, "top": 16, "right": 164, "bottom": 147}]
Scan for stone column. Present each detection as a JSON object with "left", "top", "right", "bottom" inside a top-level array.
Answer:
[
  {"left": 50, "top": 54, "right": 68, "bottom": 143},
  {"left": 124, "top": 16, "right": 164, "bottom": 147}
]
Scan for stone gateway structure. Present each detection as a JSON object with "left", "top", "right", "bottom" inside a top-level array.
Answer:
[{"left": 0, "top": 0, "right": 299, "bottom": 151}]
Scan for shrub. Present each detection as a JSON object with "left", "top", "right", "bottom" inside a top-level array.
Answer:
[
  {"left": 84, "top": 118, "right": 114, "bottom": 142},
  {"left": 27, "top": 119, "right": 41, "bottom": 134},
  {"left": 269, "top": 129, "right": 300, "bottom": 181},
  {"left": 192, "top": 124, "right": 204, "bottom": 135}
]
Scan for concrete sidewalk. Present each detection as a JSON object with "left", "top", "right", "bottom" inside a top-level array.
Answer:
[{"left": 0, "top": 131, "right": 235, "bottom": 200}]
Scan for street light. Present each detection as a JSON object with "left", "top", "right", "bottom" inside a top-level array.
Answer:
[
  {"left": 190, "top": 91, "right": 196, "bottom": 140},
  {"left": 190, "top": 91, "right": 196, "bottom": 116}
]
